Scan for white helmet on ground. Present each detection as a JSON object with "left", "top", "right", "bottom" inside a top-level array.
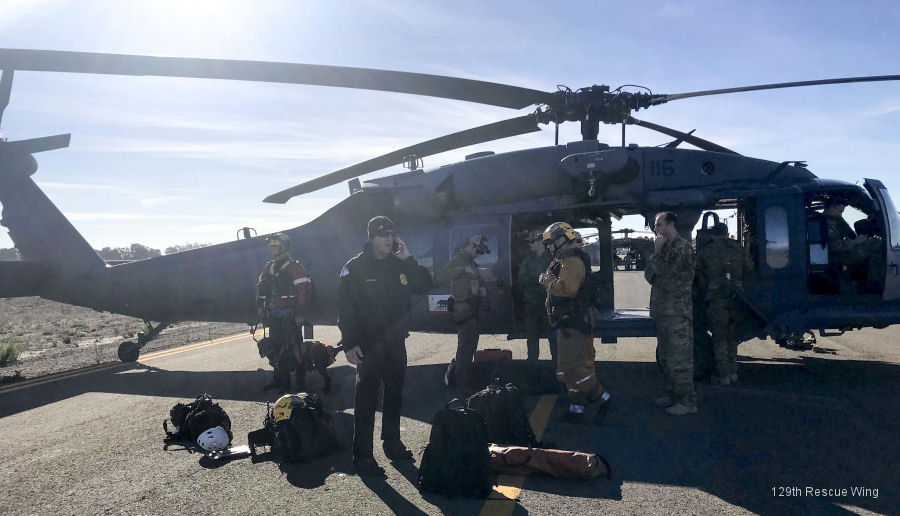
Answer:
[{"left": 197, "top": 426, "right": 229, "bottom": 452}]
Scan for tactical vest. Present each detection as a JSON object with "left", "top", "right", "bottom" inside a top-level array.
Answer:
[
  {"left": 701, "top": 238, "right": 745, "bottom": 299},
  {"left": 259, "top": 258, "right": 302, "bottom": 299},
  {"left": 546, "top": 248, "right": 592, "bottom": 332}
]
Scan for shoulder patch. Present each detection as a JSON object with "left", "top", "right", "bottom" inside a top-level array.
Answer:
[{"left": 340, "top": 267, "right": 350, "bottom": 277}]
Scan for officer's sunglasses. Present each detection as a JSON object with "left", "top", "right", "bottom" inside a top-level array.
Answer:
[{"left": 375, "top": 230, "right": 396, "bottom": 238}]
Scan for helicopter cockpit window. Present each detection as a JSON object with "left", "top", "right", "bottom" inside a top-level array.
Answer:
[
  {"left": 400, "top": 231, "right": 434, "bottom": 272},
  {"left": 878, "top": 187, "right": 900, "bottom": 248},
  {"left": 450, "top": 225, "right": 498, "bottom": 267},
  {"left": 764, "top": 206, "right": 790, "bottom": 269}
]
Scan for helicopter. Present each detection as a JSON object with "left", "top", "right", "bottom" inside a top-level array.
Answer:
[{"left": 1, "top": 48, "right": 899, "bottom": 362}]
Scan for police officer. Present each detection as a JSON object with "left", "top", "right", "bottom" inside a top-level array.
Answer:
[
  {"left": 695, "top": 222, "right": 746, "bottom": 385},
  {"left": 539, "top": 222, "right": 611, "bottom": 423},
  {"left": 338, "top": 216, "right": 433, "bottom": 477},
  {"left": 518, "top": 231, "right": 557, "bottom": 364},
  {"left": 645, "top": 212, "right": 697, "bottom": 415},
  {"left": 438, "top": 234, "right": 490, "bottom": 392},
  {"left": 256, "top": 233, "right": 312, "bottom": 391}
]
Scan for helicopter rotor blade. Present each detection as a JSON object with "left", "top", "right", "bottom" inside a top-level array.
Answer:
[
  {"left": 626, "top": 117, "right": 738, "bottom": 155},
  {"left": 264, "top": 114, "right": 541, "bottom": 203},
  {"left": 2, "top": 134, "right": 71, "bottom": 154},
  {"left": 655, "top": 74, "right": 900, "bottom": 104},
  {"left": 0, "top": 49, "right": 554, "bottom": 110}
]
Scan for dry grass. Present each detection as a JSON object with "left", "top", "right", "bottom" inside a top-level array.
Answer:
[{"left": 0, "top": 297, "right": 145, "bottom": 354}]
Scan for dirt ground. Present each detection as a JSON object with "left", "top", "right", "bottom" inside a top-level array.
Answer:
[{"left": 0, "top": 297, "right": 247, "bottom": 384}]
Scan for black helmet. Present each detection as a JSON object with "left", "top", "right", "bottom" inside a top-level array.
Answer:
[{"left": 266, "top": 232, "right": 291, "bottom": 251}]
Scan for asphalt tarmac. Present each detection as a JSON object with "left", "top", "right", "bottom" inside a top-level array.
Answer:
[{"left": 0, "top": 273, "right": 896, "bottom": 515}]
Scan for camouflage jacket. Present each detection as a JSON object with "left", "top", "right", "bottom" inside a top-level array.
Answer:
[
  {"left": 645, "top": 235, "right": 694, "bottom": 318},
  {"left": 695, "top": 237, "right": 748, "bottom": 302},
  {"left": 518, "top": 251, "right": 552, "bottom": 311},
  {"left": 437, "top": 249, "right": 483, "bottom": 319}
]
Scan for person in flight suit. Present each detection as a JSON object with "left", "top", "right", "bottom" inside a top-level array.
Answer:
[
  {"left": 695, "top": 222, "right": 747, "bottom": 385},
  {"left": 539, "top": 222, "right": 611, "bottom": 423},
  {"left": 338, "top": 216, "right": 433, "bottom": 477},
  {"left": 518, "top": 230, "right": 557, "bottom": 365},
  {"left": 438, "top": 234, "right": 490, "bottom": 392},
  {"left": 823, "top": 197, "right": 885, "bottom": 293},
  {"left": 256, "top": 232, "right": 312, "bottom": 391},
  {"left": 645, "top": 211, "right": 697, "bottom": 415}
]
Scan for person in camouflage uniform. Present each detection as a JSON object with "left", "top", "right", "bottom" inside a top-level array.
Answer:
[
  {"left": 645, "top": 211, "right": 697, "bottom": 415},
  {"left": 695, "top": 222, "right": 747, "bottom": 385},
  {"left": 438, "top": 234, "right": 490, "bottom": 391},
  {"left": 823, "top": 197, "right": 885, "bottom": 294},
  {"left": 518, "top": 230, "right": 557, "bottom": 365},
  {"left": 540, "top": 222, "right": 611, "bottom": 423}
]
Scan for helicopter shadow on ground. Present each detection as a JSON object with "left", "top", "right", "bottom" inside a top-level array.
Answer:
[
  {"left": 523, "top": 356, "right": 899, "bottom": 515},
  {"left": 0, "top": 363, "right": 360, "bottom": 418}
]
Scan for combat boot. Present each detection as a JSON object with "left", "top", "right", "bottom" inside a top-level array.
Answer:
[
  {"left": 653, "top": 395, "right": 674, "bottom": 407},
  {"left": 353, "top": 456, "right": 386, "bottom": 477},
  {"left": 665, "top": 403, "right": 698, "bottom": 416},
  {"left": 383, "top": 439, "right": 414, "bottom": 462}
]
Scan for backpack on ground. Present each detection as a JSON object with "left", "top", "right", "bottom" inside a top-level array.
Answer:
[
  {"left": 163, "top": 393, "right": 233, "bottom": 450},
  {"left": 495, "top": 360, "right": 558, "bottom": 395},
  {"left": 250, "top": 392, "right": 341, "bottom": 463},
  {"left": 465, "top": 383, "right": 537, "bottom": 448},
  {"left": 418, "top": 399, "right": 495, "bottom": 498}
]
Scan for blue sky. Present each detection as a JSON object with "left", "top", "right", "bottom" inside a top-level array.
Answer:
[{"left": 1, "top": 0, "right": 898, "bottom": 249}]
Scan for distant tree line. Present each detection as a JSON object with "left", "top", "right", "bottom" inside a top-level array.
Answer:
[{"left": 0, "top": 243, "right": 210, "bottom": 261}]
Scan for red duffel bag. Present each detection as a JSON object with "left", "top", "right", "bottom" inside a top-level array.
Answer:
[{"left": 488, "top": 445, "right": 611, "bottom": 480}]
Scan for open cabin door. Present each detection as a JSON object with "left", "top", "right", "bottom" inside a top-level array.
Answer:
[{"left": 863, "top": 178, "right": 900, "bottom": 300}]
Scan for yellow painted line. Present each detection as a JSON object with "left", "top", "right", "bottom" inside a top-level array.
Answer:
[
  {"left": 0, "top": 331, "right": 248, "bottom": 394},
  {"left": 140, "top": 332, "right": 247, "bottom": 362},
  {"left": 479, "top": 394, "right": 557, "bottom": 516}
]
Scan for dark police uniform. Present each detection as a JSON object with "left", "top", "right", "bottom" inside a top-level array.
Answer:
[{"left": 338, "top": 243, "right": 432, "bottom": 462}]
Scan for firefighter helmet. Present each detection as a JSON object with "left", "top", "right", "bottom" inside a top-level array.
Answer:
[
  {"left": 542, "top": 222, "right": 576, "bottom": 244},
  {"left": 272, "top": 394, "right": 309, "bottom": 423}
]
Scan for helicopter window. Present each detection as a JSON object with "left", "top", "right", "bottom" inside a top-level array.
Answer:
[
  {"left": 878, "top": 187, "right": 900, "bottom": 248},
  {"left": 450, "top": 224, "right": 498, "bottom": 266},
  {"left": 401, "top": 231, "right": 434, "bottom": 271},
  {"left": 764, "top": 206, "right": 790, "bottom": 269}
]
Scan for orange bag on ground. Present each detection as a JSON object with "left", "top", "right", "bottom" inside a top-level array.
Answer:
[{"left": 488, "top": 445, "right": 611, "bottom": 480}]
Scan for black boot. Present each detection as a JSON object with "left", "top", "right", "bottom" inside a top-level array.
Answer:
[
  {"left": 353, "top": 456, "right": 386, "bottom": 477},
  {"left": 383, "top": 439, "right": 414, "bottom": 462}
]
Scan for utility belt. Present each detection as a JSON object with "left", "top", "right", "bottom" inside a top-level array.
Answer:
[{"left": 547, "top": 302, "right": 592, "bottom": 335}]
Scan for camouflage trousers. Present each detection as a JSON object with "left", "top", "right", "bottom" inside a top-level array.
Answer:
[
  {"left": 654, "top": 315, "right": 696, "bottom": 407},
  {"left": 706, "top": 300, "right": 738, "bottom": 378},
  {"left": 556, "top": 327, "right": 604, "bottom": 405}
]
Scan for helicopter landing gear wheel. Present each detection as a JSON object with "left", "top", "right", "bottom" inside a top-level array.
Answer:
[{"left": 118, "top": 341, "right": 140, "bottom": 362}]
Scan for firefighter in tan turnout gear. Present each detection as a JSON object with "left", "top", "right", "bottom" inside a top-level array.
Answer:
[
  {"left": 646, "top": 212, "right": 697, "bottom": 415},
  {"left": 539, "top": 222, "right": 611, "bottom": 423}
]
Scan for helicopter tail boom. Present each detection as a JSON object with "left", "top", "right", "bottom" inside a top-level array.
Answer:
[{"left": 0, "top": 174, "right": 104, "bottom": 280}]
